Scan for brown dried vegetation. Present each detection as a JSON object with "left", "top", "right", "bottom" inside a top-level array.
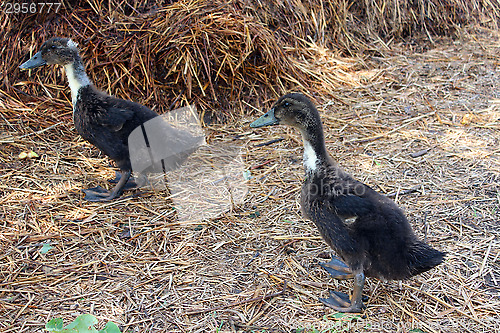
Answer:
[{"left": 0, "top": 1, "right": 499, "bottom": 332}]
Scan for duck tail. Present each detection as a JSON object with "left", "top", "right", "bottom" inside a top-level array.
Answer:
[{"left": 407, "top": 241, "right": 445, "bottom": 276}]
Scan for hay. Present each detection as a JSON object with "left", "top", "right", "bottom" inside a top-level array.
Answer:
[
  {"left": 1, "top": 28, "right": 499, "bottom": 331},
  {"left": 3, "top": 0, "right": 359, "bottom": 123},
  {"left": 4, "top": 0, "right": 500, "bottom": 119}
]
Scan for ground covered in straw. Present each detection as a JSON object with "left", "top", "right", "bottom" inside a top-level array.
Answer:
[{"left": 1, "top": 29, "right": 500, "bottom": 332}]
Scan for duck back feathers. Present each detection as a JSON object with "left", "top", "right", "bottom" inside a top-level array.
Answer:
[
  {"left": 302, "top": 166, "right": 444, "bottom": 281},
  {"left": 406, "top": 241, "right": 446, "bottom": 276},
  {"left": 73, "top": 85, "right": 158, "bottom": 170}
]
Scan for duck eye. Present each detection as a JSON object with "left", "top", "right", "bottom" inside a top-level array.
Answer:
[
  {"left": 284, "top": 102, "right": 290, "bottom": 107},
  {"left": 51, "top": 45, "right": 57, "bottom": 49}
]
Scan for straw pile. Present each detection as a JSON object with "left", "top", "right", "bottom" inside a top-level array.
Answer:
[
  {"left": 3, "top": 0, "right": 500, "bottom": 120},
  {"left": 1, "top": 0, "right": 499, "bottom": 332}
]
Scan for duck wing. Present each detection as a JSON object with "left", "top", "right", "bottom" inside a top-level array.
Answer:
[
  {"left": 324, "top": 179, "right": 374, "bottom": 218},
  {"left": 96, "top": 106, "right": 135, "bottom": 132}
]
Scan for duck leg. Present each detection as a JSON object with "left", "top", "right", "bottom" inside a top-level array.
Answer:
[
  {"left": 108, "top": 170, "right": 139, "bottom": 191},
  {"left": 82, "top": 170, "right": 131, "bottom": 202},
  {"left": 319, "top": 271, "right": 365, "bottom": 313},
  {"left": 319, "top": 256, "right": 354, "bottom": 280}
]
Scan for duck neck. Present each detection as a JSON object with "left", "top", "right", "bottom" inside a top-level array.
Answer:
[
  {"left": 64, "top": 55, "right": 91, "bottom": 106},
  {"left": 300, "top": 126, "right": 329, "bottom": 174}
]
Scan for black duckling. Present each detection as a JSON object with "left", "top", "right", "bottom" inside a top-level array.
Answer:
[
  {"left": 250, "top": 93, "right": 445, "bottom": 313},
  {"left": 20, "top": 37, "right": 200, "bottom": 201}
]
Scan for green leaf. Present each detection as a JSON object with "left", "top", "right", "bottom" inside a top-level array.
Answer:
[
  {"left": 248, "top": 211, "right": 260, "bottom": 218},
  {"left": 40, "top": 244, "right": 53, "bottom": 254},
  {"left": 64, "top": 314, "right": 98, "bottom": 333},
  {"left": 324, "top": 312, "right": 361, "bottom": 322},
  {"left": 45, "top": 318, "right": 64, "bottom": 331},
  {"left": 242, "top": 170, "right": 252, "bottom": 180},
  {"left": 45, "top": 315, "right": 121, "bottom": 333},
  {"left": 331, "top": 312, "right": 347, "bottom": 319},
  {"left": 98, "top": 321, "right": 121, "bottom": 333}
]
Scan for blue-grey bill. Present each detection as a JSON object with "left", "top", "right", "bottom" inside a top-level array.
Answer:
[
  {"left": 19, "top": 51, "right": 47, "bottom": 70},
  {"left": 250, "top": 108, "right": 278, "bottom": 128}
]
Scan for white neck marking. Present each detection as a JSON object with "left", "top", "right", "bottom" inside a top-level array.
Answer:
[
  {"left": 64, "top": 63, "right": 90, "bottom": 106},
  {"left": 303, "top": 139, "right": 318, "bottom": 172}
]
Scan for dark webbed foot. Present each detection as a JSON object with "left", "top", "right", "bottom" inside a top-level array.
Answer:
[
  {"left": 320, "top": 290, "right": 351, "bottom": 309},
  {"left": 82, "top": 170, "right": 132, "bottom": 202},
  {"left": 319, "top": 256, "right": 354, "bottom": 280},
  {"left": 319, "top": 271, "right": 366, "bottom": 313},
  {"left": 82, "top": 186, "right": 122, "bottom": 202},
  {"left": 320, "top": 290, "right": 366, "bottom": 313},
  {"left": 82, "top": 186, "right": 114, "bottom": 202}
]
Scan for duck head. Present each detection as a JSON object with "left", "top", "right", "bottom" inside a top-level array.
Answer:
[
  {"left": 250, "top": 93, "right": 322, "bottom": 133},
  {"left": 20, "top": 37, "right": 79, "bottom": 70},
  {"left": 251, "top": 93, "right": 328, "bottom": 172}
]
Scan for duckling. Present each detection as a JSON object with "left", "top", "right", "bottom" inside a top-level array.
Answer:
[
  {"left": 20, "top": 37, "right": 200, "bottom": 201},
  {"left": 250, "top": 93, "right": 445, "bottom": 313}
]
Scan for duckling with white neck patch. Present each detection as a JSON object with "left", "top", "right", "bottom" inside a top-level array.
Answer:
[
  {"left": 251, "top": 93, "right": 445, "bottom": 312},
  {"left": 20, "top": 37, "right": 199, "bottom": 201}
]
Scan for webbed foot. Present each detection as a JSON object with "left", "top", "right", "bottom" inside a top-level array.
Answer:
[
  {"left": 82, "top": 170, "right": 132, "bottom": 202},
  {"left": 319, "top": 256, "right": 353, "bottom": 280},
  {"left": 82, "top": 186, "right": 118, "bottom": 202},
  {"left": 319, "top": 290, "right": 365, "bottom": 313},
  {"left": 319, "top": 271, "right": 366, "bottom": 313}
]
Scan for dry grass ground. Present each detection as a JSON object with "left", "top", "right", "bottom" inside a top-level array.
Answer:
[{"left": 1, "top": 28, "right": 499, "bottom": 333}]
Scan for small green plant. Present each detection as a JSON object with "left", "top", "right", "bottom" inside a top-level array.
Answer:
[
  {"left": 216, "top": 320, "right": 224, "bottom": 333},
  {"left": 45, "top": 314, "right": 121, "bottom": 333},
  {"left": 40, "top": 243, "right": 53, "bottom": 254},
  {"left": 323, "top": 312, "right": 361, "bottom": 322}
]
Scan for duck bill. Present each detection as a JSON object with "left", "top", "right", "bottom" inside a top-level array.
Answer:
[
  {"left": 19, "top": 51, "right": 47, "bottom": 70},
  {"left": 250, "top": 108, "right": 279, "bottom": 128}
]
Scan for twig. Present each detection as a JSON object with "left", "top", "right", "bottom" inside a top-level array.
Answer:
[
  {"left": 12, "top": 293, "right": 34, "bottom": 323},
  {"left": 15, "top": 122, "right": 64, "bottom": 140},
  {"left": 243, "top": 251, "right": 261, "bottom": 267},
  {"left": 386, "top": 185, "right": 421, "bottom": 198},
  {"left": 184, "top": 281, "right": 287, "bottom": 315},
  {"left": 389, "top": 298, "right": 438, "bottom": 333},
  {"left": 251, "top": 160, "right": 272, "bottom": 170},
  {"left": 255, "top": 138, "right": 284, "bottom": 147},
  {"left": 403, "top": 284, "right": 490, "bottom": 327},
  {"left": 410, "top": 149, "right": 428, "bottom": 158}
]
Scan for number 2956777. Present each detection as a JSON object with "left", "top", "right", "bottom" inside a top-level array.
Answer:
[{"left": 2, "top": 2, "right": 62, "bottom": 14}]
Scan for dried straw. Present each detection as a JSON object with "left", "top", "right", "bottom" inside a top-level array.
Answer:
[{"left": 0, "top": 1, "right": 499, "bottom": 332}]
